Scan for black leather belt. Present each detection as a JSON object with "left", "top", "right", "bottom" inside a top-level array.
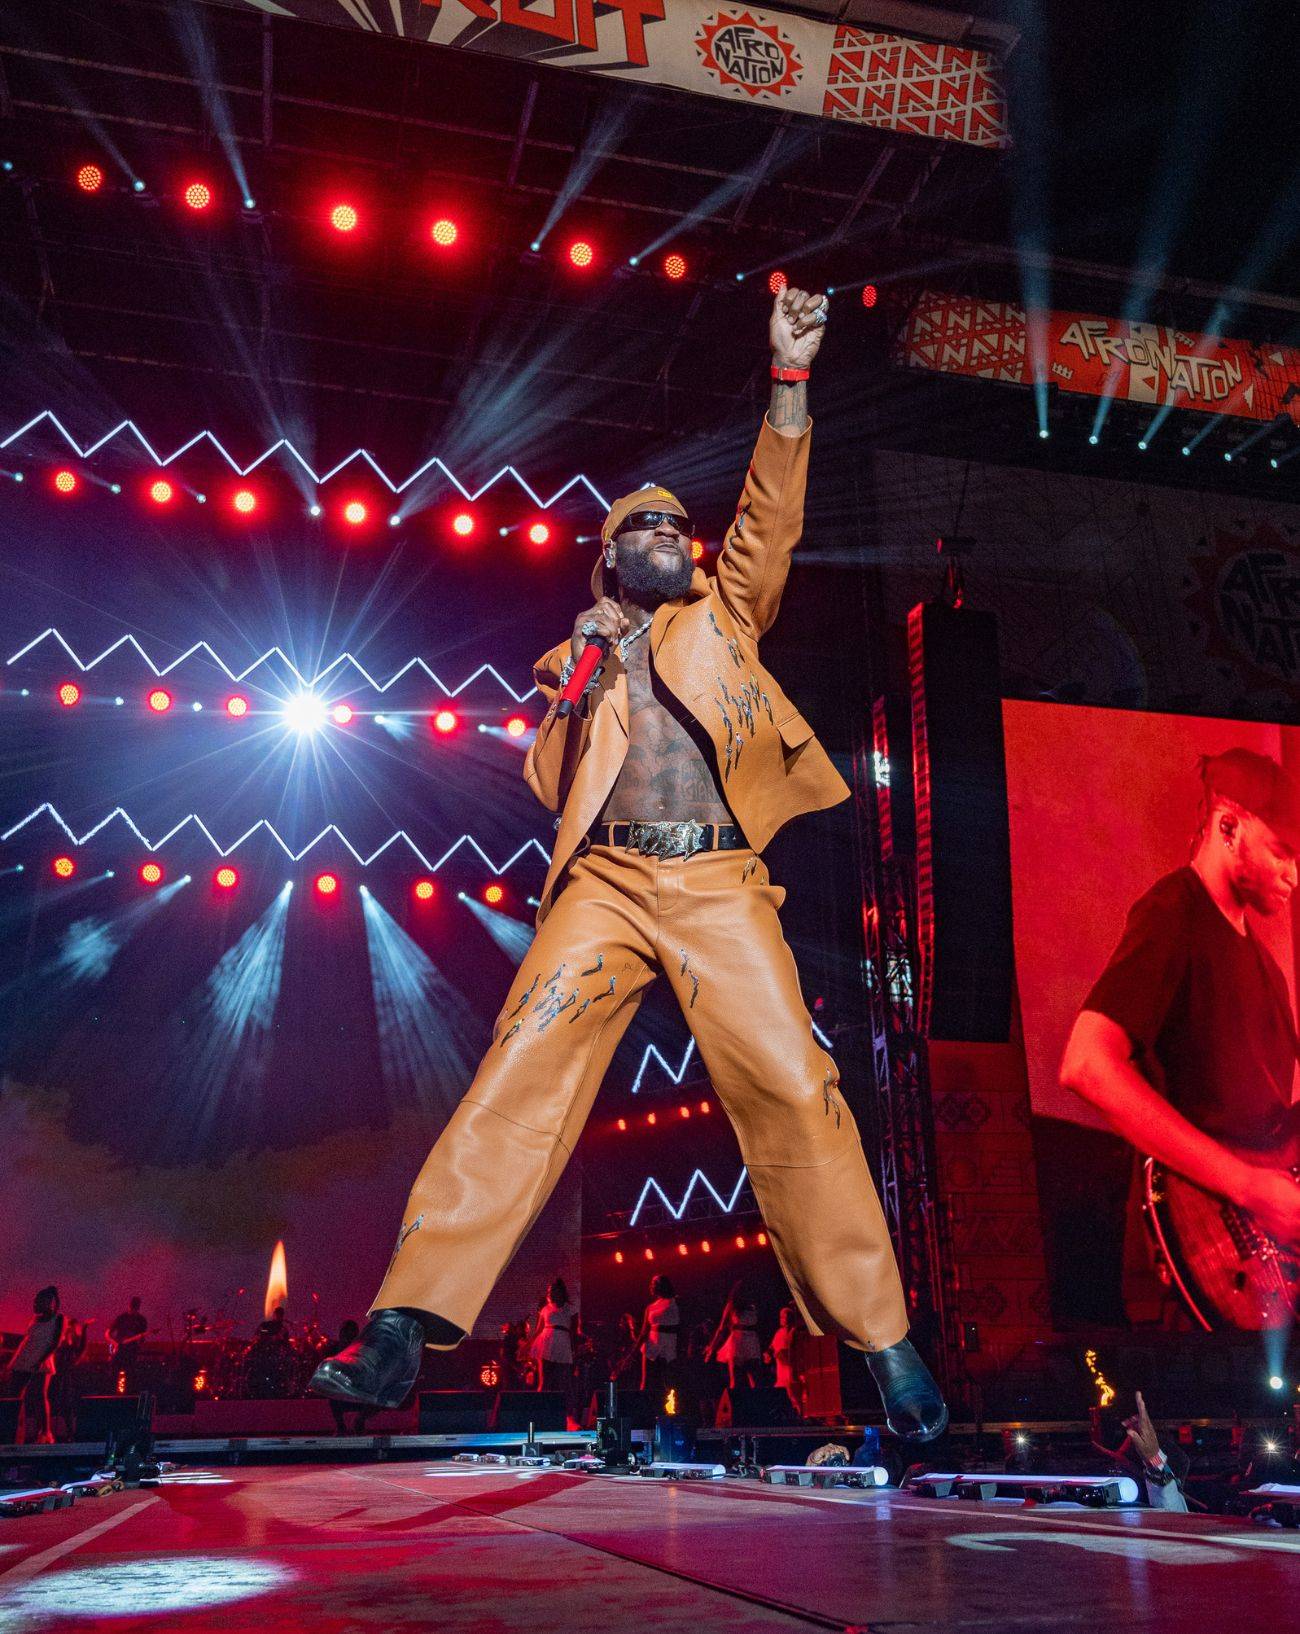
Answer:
[{"left": 593, "top": 819, "right": 746, "bottom": 856}]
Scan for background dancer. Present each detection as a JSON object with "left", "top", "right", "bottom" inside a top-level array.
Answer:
[{"left": 312, "top": 286, "right": 946, "bottom": 1443}]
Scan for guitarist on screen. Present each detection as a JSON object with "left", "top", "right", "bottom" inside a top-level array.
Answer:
[{"left": 1060, "top": 748, "right": 1300, "bottom": 1315}]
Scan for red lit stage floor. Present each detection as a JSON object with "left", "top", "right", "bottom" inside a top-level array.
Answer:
[{"left": 2, "top": 1463, "right": 1299, "bottom": 1633}]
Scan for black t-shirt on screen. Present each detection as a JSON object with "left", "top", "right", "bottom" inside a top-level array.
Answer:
[{"left": 1083, "top": 867, "right": 1297, "bottom": 1151}]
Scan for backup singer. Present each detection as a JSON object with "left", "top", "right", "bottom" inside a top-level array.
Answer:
[{"left": 312, "top": 287, "right": 946, "bottom": 1442}]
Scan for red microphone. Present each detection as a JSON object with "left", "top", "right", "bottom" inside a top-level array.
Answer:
[{"left": 556, "top": 637, "right": 607, "bottom": 719}]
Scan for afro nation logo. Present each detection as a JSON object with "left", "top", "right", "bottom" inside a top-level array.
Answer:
[
  {"left": 695, "top": 9, "right": 803, "bottom": 99},
  {"left": 1183, "top": 521, "right": 1300, "bottom": 688}
]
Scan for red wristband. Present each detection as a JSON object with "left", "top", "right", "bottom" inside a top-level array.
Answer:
[{"left": 771, "top": 365, "right": 810, "bottom": 382}]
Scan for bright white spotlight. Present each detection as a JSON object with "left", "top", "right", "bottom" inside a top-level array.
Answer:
[
  {"left": 283, "top": 693, "right": 329, "bottom": 734},
  {"left": 1269, "top": 1375, "right": 1285, "bottom": 1391}
]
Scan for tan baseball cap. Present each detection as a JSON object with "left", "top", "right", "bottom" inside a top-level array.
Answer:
[{"left": 591, "top": 484, "right": 689, "bottom": 599}]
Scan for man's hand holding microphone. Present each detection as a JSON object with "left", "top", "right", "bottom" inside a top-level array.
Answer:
[{"left": 556, "top": 596, "right": 628, "bottom": 718}]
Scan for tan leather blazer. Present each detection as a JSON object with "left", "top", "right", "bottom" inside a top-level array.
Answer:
[{"left": 524, "top": 416, "right": 850, "bottom": 927}]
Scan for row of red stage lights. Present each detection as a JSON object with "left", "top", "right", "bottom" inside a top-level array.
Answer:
[
  {"left": 63, "top": 165, "right": 879, "bottom": 303},
  {"left": 39, "top": 471, "right": 575, "bottom": 543},
  {"left": 45, "top": 856, "right": 510, "bottom": 904},
  {"left": 617, "top": 1104, "right": 712, "bottom": 1129},
  {"left": 51, "top": 685, "right": 530, "bottom": 737},
  {"left": 612, "top": 1234, "right": 768, "bottom": 1264}
]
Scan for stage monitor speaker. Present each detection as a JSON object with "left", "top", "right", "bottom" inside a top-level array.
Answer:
[
  {"left": 0, "top": 1398, "right": 20, "bottom": 1442},
  {"left": 908, "top": 599, "right": 1014, "bottom": 1043},
  {"left": 714, "top": 1385, "right": 798, "bottom": 1428},
  {"left": 490, "top": 1390, "right": 566, "bottom": 1431},
  {"left": 75, "top": 1394, "right": 150, "bottom": 1443},
  {"left": 418, "top": 1390, "right": 493, "bottom": 1433}
]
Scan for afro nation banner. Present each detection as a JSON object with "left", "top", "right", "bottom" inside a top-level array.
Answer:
[
  {"left": 229, "top": 0, "right": 1008, "bottom": 149},
  {"left": 896, "top": 292, "right": 1300, "bottom": 424}
]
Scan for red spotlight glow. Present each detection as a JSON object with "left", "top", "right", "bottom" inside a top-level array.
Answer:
[
  {"left": 225, "top": 695, "right": 248, "bottom": 718},
  {"left": 430, "top": 217, "right": 459, "bottom": 247},
  {"left": 57, "top": 682, "right": 81, "bottom": 708},
  {"left": 147, "top": 688, "right": 173, "bottom": 713},
  {"left": 644, "top": 1248, "right": 654, "bottom": 1261},
  {"left": 232, "top": 488, "right": 257, "bottom": 515},
  {"left": 861, "top": 283, "right": 878, "bottom": 309},
  {"left": 567, "top": 239, "right": 595, "bottom": 269},
  {"left": 414, "top": 879, "right": 436, "bottom": 901},
  {"left": 504, "top": 715, "right": 528, "bottom": 738},
  {"left": 342, "top": 499, "right": 367, "bottom": 526},
  {"left": 679, "top": 1105, "right": 691, "bottom": 1119},
  {"left": 699, "top": 1100, "right": 711, "bottom": 1114},
  {"left": 735, "top": 1235, "right": 746, "bottom": 1249},
  {"left": 314, "top": 871, "right": 340, "bottom": 897},
  {"left": 52, "top": 855, "right": 76, "bottom": 879},
  {"left": 647, "top": 1112, "right": 657, "bottom": 1126},
  {"left": 149, "top": 479, "right": 174, "bottom": 506},
  {"left": 757, "top": 1231, "right": 768, "bottom": 1246},
  {"left": 332, "top": 703, "right": 354, "bottom": 726},
  {"left": 139, "top": 861, "right": 163, "bottom": 886},
  {"left": 677, "top": 1243, "right": 688, "bottom": 1256},
  {"left": 484, "top": 883, "right": 504, "bottom": 905},
  {"left": 330, "top": 202, "right": 359, "bottom": 233},
  {"left": 215, "top": 865, "right": 239, "bottom": 890},
  {"left": 616, "top": 1118, "right": 627, "bottom": 1132},
  {"left": 768, "top": 270, "right": 788, "bottom": 295},
  {"left": 53, "top": 469, "right": 78, "bottom": 495},
  {"left": 432, "top": 709, "right": 458, "bottom": 735},
  {"left": 701, "top": 1239, "right": 711, "bottom": 1253},
  {"left": 663, "top": 252, "right": 687, "bottom": 281},
  {"left": 526, "top": 521, "right": 551, "bottom": 546},
  {"left": 691, "top": 538, "right": 704, "bottom": 561},
  {"left": 183, "top": 181, "right": 213, "bottom": 211},
  {"left": 614, "top": 1250, "right": 624, "bottom": 1264},
  {"left": 451, "top": 510, "right": 475, "bottom": 537},
  {"left": 76, "top": 163, "right": 104, "bottom": 193}
]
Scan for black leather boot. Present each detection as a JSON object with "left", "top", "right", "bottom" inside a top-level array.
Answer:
[
  {"left": 309, "top": 1309, "right": 425, "bottom": 1410},
  {"left": 864, "top": 1337, "right": 949, "bottom": 1443}
]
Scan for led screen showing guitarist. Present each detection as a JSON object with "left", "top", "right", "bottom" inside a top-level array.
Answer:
[{"left": 1059, "top": 749, "right": 1300, "bottom": 1329}]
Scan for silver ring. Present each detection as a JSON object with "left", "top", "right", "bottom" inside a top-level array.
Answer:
[
  {"left": 580, "top": 619, "right": 600, "bottom": 636},
  {"left": 810, "top": 305, "right": 828, "bottom": 326}
]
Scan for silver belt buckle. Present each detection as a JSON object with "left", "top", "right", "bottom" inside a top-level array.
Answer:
[{"left": 627, "top": 819, "right": 706, "bottom": 858}]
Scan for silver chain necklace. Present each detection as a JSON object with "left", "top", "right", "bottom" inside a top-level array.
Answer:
[{"left": 617, "top": 616, "right": 653, "bottom": 661}]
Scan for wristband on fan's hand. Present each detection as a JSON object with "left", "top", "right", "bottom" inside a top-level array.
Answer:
[{"left": 771, "top": 364, "right": 810, "bottom": 381}]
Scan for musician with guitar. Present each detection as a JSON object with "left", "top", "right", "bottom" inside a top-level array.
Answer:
[
  {"left": 107, "top": 1295, "right": 150, "bottom": 1386},
  {"left": 1060, "top": 749, "right": 1300, "bottom": 1330}
]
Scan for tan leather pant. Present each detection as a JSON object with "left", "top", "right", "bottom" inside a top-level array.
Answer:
[{"left": 371, "top": 840, "right": 909, "bottom": 1354}]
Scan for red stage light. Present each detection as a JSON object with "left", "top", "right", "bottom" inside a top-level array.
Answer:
[
  {"left": 225, "top": 695, "right": 248, "bottom": 718},
  {"left": 332, "top": 703, "right": 354, "bottom": 726},
  {"left": 701, "top": 1240, "right": 711, "bottom": 1253},
  {"left": 617, "top": 1118, "right": 627, "bottom": 1131},
  {"left": 149, "top": 479, "right": 174, "bottom": 506},
  {"left": 52, "top": 855, "right": 76, "bottom": 879},
  {"left": 342, "top": 499, "right": 367, "bottom": 526},
  {"left": 526, "top": 521, "right": 551, "bottom": 546},
  {"left": 614, "top": 1250, "right": 624, "bottom": 1264},
  {"left": 330, "top": 202, "right": 359, "bottom": 233},
  {"left": 768, "top": 270, "right": 788, "bottom": 295},
  {"left": 53, "top": 469, "right": 78, "bottom": 494},
  {"left": 147, "top": 688, "right": 173, "bottom": 713},
  {"left": 735, "top": 1235, "right": 746, "bottom": 1249},
  {"left": 699, "top": 1100, "right": 711, "bottom": 1114},
  {"left": 757, "top": 1231, "right": 768, "bottom": 1246},
  {"left": 647, "top": 1112, "right": 657, "bottom": 1126},
  {"left": 432, "top": 709, "right": 458, "bottom": 734},
  {"left": 232, "top": 488, "right": 257, "bottom": 515},
  {"left": 690, "top": 539, "right": 704, "bottom": 561},
  {"left": 451, "top": 510, "right": 475, "bottom": 537},
  {"left": 315, "top": 871, "right": 339, "bottom": 897},
  {"left": 139, "top": 861, "right": 163, "bottom": 886},
  {"left": 505, "top": 715, "right": 527, "bottom": 738},
  {"left": 215, "top": 866, "right": 239, "bottom": 890},
  {"left": 430, "top": 217, "right": 458, "bottom": 247},
  {"left": 183, "top": 181, "right": 213, "bottom": 211},
  {"left": 57, "top": 682, "right": 81, "bottom": 708},
  {"left": 663, "top": 252, "right": 687, "bottom": 281},
  {"left": 644, "top": 1247, "right": 654, "bottom": 1261},
  {"left": 677, "top": 1243, "right": 688, "bottom": 1256},
  {"left": 76, "top": 163, "right": 104, "bottom": 193},
  {"left": 484, "top": 883, "right": 504, "bottom": 905},
  {"left": 568, "top": 240, "right": 595, "bottom": 269},
  {"left": 414, "top": 879, "right": 436, "bottom": 901},
  {"left": 861, "top": 283, "right": 878, "bottom": 309},
  {"left": 680, "top": 1105, "right": 691, "bottom": 1119}
]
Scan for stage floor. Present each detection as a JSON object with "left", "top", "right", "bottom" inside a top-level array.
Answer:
[{"left": 2, "top": 1462, "right": 1299, "bottom": 1632}]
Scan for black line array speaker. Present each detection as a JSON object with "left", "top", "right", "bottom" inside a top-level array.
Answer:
[
  {"left": 908, "top": 599, "right": 1014, "bottom": 1043},
  {"left": 490, "top": 1390, "right": 566, "bottom": 1431},
  {"left": 418, "top": 1390, "right": 494, "bottom": 1433}
]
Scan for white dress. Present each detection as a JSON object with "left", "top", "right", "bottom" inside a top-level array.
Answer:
[
  {"left": 716, "top": 1302, "right": 762, "bottom": 1365},
  {"left": 642, "top": 1297, "right": 679, "bottom": 1362},
  {"left": 532, "top": 1300, "right": 576, "bottom": 1366}
]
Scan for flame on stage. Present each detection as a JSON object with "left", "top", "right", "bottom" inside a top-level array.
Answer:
[
  {"left": 265, "top": 1239, "right": 288, "bottom": 1319},
  {"left": 1084, "top": 1347, "right": 1115, "bottom": 1408},
  {"left": 665, "top": 1388, "right": 677, "bottom": 1416}
]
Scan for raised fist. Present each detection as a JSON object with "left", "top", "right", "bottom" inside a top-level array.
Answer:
[{"left": 770, "top": 287, "right": 828, "bottom": 372}]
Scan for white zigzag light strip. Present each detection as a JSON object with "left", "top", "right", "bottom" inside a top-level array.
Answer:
[
  {"left": 0, "top": 411, "right": 612, "bottom": 511},
  {"left": 0, "top": 803, "right": 550, "bottom": 874},
  {"left": 5, "top": 629, "right": 543, "bottom": 702},
  {"left": 629, "top": 1021, "right": 832, "bottom": 1095},
  {"left": 629, "top": 1168, "right": 752, "bottom": 1226}
]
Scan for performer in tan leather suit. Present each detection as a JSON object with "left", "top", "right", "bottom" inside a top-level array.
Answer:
[{"left": 313, "top": 287, "right": 947, "bottom": 1441}]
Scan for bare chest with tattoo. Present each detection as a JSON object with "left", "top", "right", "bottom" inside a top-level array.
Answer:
[{"left": 596, "top": 639, "right": 734, "bottom": 824}]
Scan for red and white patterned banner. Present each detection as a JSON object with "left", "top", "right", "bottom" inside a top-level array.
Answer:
[
  {"left": 897, "top": 292, "right": 1300, "bottom": 423},
  {"left": 226, "top": 1, "right": 1008, "bottom": 150}
]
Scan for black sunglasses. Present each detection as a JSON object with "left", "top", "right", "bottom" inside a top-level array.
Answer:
[{"left": 613, "top": 508, "right": 694, "bottom": 540}]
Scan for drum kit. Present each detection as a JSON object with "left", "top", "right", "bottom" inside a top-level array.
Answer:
[{"left": 174, "top": 1307, "right": 330, "bottom": 1399}]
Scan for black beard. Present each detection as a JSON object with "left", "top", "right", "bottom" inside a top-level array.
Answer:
[{"left": 614, "top": 546, "right": 694, "bottom": 604}]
